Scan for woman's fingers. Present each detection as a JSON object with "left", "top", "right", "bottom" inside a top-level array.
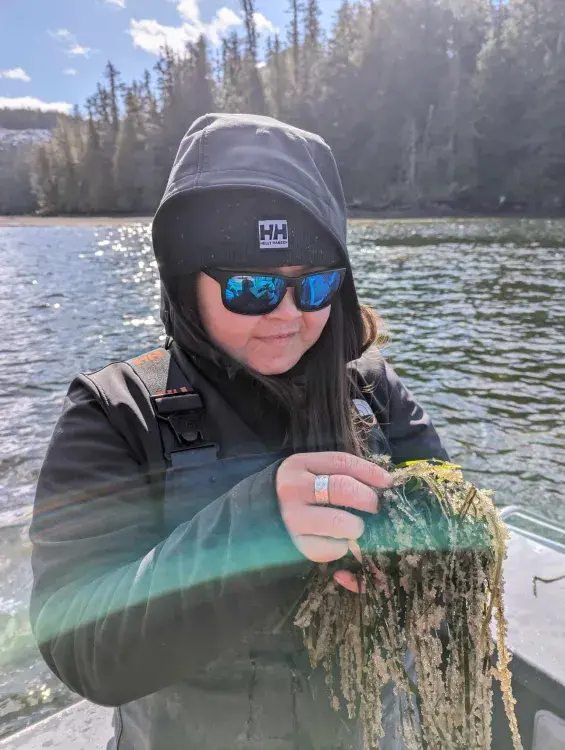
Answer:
[
  {"left": 334, "top": 570, "right": 365, "bottom": 593},
  {"left": 294, "top": 535, "right": 349, "bottom": 563},
  {"left": 282, "top": 505, "right": 365, "bottom": 540},
  {"left": 275, "top": 452, "right": 393, "bottom": 566},
  {"left": 309, "top": 473, "right": 380, "bottom": 514},
  {"left": 348, "top": 539, "right": 363, "bottom": 563},
  {"left": 296, "top": 452, "right": 393, "bottom": 490}
]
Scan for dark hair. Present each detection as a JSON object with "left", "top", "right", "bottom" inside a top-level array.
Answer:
[{"left": 169, "top": 274, "right": 388, "bottom": 458}]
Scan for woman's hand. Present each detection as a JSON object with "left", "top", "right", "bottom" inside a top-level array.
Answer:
[{"left": 275, "top": 452, "right": 393, "bottom": 593}]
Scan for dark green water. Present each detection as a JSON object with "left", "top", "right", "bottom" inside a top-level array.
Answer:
[{"left": 0, "top": 218, "right": 564, "bottom": 737}]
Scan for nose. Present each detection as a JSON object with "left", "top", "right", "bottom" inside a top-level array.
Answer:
[{"left": 270, "top": 288, "right": 301, "bottom": 320}]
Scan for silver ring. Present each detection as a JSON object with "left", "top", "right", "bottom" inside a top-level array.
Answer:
[{"left": 314, "top": 474, "right": 330, "bottom": 505}]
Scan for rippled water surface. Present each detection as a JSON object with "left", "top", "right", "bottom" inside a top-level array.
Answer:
[{"left": 0, "top": 218, "right": 564, "bottom": 736}]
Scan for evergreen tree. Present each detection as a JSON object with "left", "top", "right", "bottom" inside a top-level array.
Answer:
[
  {"left": 475, "top": 0, "right": 539, "bottom": 207},
  {"left": 0, "top": 140, "right": 35, "bottom": 214},
  {"left": 297, "top": 0, "right": 322, "bottom": 128},
  {"left": 304, "top": 0, "right": 321, "bottom": 51},
  {"left": 20, "top": 0, "right": 565, "bottom": 215},
  {"left": 241, "top": 0, "right": 267, "bottom": 114},
  {"left": 105, "top": 62, "right": 122, "bottom": 135},
  {"left": 142, "top": 70, "right": 161, "bottom": 127},
  {"left": 114, "top": 84, "right": 149, "bottom": 212},
  {"left": 315, "top": 1, "right": 367, "bottom": 197},
  {"left": 287, "top": 0, "right": 301, "bottom": 89},
  {"left": 192, "top": 35, "right": 215, "bottom": 116},
  {"left": 525, "top": 0, "right": 565, "bottom": 208},
  {"left": 31, "top": 144, "right": 59, "bottom": 214},
  {"left": 79, "top": 102, "right": 111, "bottom": 213},
  {"left": 265, "top": 34, "right": 290, "bottom": 120},
  {"left": 218, "top": 32, "right": 245, "bottom": 112},
  {"left": 155, "top": 46, "right": 184, "bottom": 179},
  {"left": 51, "top": 118, "right": 80, "bottom": 213}
]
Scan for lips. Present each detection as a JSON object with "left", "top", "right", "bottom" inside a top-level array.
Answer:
[{"left": 256, "top": 332, "right": 298, "bottom": 341}]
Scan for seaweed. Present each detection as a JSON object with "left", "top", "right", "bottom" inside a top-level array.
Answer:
[{"left": 294, "top": 458, "right": 522, "bottom": 750}]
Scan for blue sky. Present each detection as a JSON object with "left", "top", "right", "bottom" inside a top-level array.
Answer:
[{"left": 0, "top": 0, "right": 343, "bottom": 114}]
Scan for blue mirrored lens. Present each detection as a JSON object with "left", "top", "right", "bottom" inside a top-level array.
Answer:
[
  {"left": 225, "top": 274, "right": 286, "bottom": 313},
  {"left": 299, "top": 271, "right": 342, "bottom": 311}
]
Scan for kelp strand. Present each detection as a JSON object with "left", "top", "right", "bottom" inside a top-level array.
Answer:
[{"left": 532, "top": 573, "right": 565, "bottom": 597}]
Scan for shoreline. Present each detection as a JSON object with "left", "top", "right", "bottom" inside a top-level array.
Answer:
[
  {"left": 347, "top": 207, "right": 565, "bottom": 221},
  {"left": 1, "top": 210, "right": 564, "bottom": 228},
  {"left": 0, "top": 215, "right": 153, "bottom": 227}
]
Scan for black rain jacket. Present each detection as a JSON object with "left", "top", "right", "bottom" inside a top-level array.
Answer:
[{"left": 30, "top": 114, "right": 450, "bottom": 749}]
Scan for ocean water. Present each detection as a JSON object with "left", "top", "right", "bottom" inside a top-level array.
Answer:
[{"left": 0, "top": 218, "right": 564, "bottom": 737}]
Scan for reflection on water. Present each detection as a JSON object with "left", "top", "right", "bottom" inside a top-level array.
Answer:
[
  {"left": 0, "top": 218, "right": 564, "bottom": 736},
  {"left": 349, "top": 220, "right": 565, "bottom": 520},
  {"left": 0, "top": 523, "right": 74, "bottom": 735}
]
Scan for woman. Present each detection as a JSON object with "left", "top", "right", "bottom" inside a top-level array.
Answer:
[{"left": 30, "top": 113, "right": 449, "bottom": 750}]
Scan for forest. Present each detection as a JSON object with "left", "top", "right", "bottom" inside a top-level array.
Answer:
[{"left": 2, "top": 0, "right": 565, "bottom": 216}]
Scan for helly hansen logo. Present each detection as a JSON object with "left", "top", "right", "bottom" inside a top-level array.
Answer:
[{"left": 258, "top": 220, "right": 289, "bottom": 249}]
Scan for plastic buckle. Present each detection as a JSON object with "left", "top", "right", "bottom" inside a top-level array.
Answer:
[
  {"left": 153, "top": 391, "right": 204, "bottom": 416},
  {"left": 151, "top": 390, "right": 217, "bottom": 463}
]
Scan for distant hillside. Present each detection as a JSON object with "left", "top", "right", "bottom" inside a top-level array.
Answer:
[
  {"left": 0, "top": 128, "right": 51, "bottom": 149},
  {"left": 0, "top": 109, "right": 63, "bottom": 131},
  {"left": 0, "top": 113, "right": 56, "bottom": 215}
]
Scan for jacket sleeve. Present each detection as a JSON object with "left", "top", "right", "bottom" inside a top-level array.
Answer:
[
  {"left": 364, "top": 359, "right": 451, "bottom": 465},
  {"left": 29, "top": 377, "right": 311, "bottom": 708}
]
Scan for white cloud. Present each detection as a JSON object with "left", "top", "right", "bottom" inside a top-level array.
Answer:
[
  {"left": 105, "top": 0, "right": 126, "bottom": 7},
  {"left": 0, "top": 67, "right": 31, "bottom": 82},
  {"left": 130, "top": 19, "right": 200, "bottom": 55},
  {"left": 63, "top": 68, "right": 78, "bottom": 76},
  {"left": 50, "top": 28, "right": 93, "bottom": 57},
  {"left": 177, "top": 0, "right": 200, "bottom": 22},
  {"left": 0, "top": 96, "right": 72, "bottom": 113},
  {"left": 207, "top": 8, "right": 242, "bottom": 46},
  {"left": 130, "top": 2, "right": 273, "bottom": 55},
  {"left": 68, "top": 44, "right": 91, "bottom": 57},
  {"left": 253, "top": 13, "right": 276, "bottom": 34},
  {"left": 53, "top": 28, "right": 72, "bottom": 40}
]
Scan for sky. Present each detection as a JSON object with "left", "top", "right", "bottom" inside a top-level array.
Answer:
[{"left": 0, "top": 0, "right": 343, "bottom": 114}]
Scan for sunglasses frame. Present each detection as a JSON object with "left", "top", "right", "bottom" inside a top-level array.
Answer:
[{"left": 202, "top": 267, "right": 347, "bottom": 315}]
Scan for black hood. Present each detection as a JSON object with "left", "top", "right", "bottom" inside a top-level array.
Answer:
[{"left": 151, "top": 113, "right": 365, "bottom": 358}]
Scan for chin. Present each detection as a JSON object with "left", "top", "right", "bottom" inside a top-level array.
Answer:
[{"left": 251, "top": 353, "right": 302, "bottom": 376}]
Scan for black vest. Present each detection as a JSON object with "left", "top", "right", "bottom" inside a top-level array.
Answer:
[{"left": 87, "top": 342, "right": 405, "bottom": 750}]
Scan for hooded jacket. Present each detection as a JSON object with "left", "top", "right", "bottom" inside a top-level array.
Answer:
[{"left": 29, "top": 114, "right": 450, "bottom": 750}]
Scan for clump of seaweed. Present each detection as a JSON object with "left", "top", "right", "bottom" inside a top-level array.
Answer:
[{"left": 294, "top": 458, "right": 522, "bottom": 750}]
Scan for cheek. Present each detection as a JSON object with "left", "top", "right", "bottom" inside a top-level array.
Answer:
[
  {"left": 211, "top": 310, "right": 258, "bottom": 353},
  {"left": 197, "top": 279, "right": 258, "bottom": 355},
  {"left": 302, "top": 307, "right": 331, "bottom": 343}
]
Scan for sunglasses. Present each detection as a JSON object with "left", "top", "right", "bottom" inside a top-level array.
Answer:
[{"left": 203, "top": 267, "right": 346, "bottom": 316}]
